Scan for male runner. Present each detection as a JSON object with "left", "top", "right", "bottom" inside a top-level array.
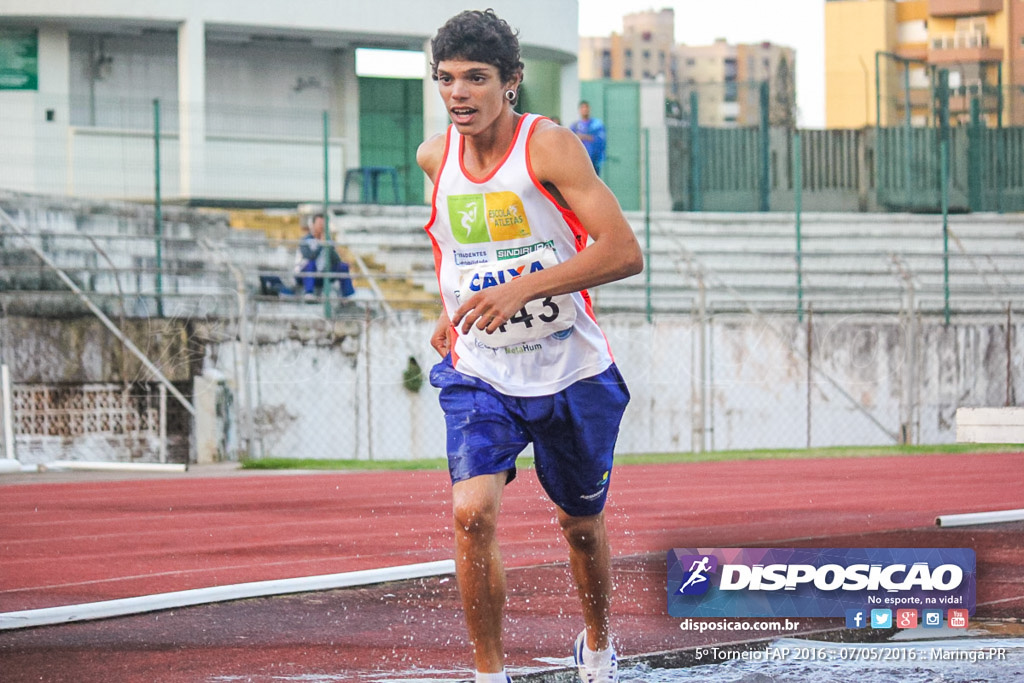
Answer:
[{"left": 417, "top": 10, "right": 643, "bottom": 683}]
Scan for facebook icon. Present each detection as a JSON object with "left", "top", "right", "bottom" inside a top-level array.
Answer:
[{"left": 845, "top": 609, "right": 867, "bottom": 629}]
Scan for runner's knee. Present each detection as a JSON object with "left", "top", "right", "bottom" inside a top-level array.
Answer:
[
  {"left": 453, "top": 498, "right": 499, "bottom": 539},
  {"left": 558, "top": 512, "right": 605, "bottom": 551}
]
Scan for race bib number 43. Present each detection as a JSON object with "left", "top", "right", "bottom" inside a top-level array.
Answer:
[{"left": 456, "top": 248, "right": 576, "bottom": 348}]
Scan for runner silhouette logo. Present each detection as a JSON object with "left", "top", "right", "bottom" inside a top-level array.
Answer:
[{"left": 677, "top": 554, "right": 718, "bottom": 595}]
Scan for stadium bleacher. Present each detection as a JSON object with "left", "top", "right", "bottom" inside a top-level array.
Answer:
[{"left": 3, "top": 192, "right": 1022, "bottom": 319}]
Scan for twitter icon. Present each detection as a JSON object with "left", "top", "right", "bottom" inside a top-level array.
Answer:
[{"left": 871, "top": 609, "right": 892, "bottom": 629}]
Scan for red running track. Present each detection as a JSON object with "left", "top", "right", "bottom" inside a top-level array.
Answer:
[
  {"left": 0, "top": 453, "right": 1022, "bottom": 682},
  {"left": 2, "top": 452, "right": 1022, "bottom": 613}
]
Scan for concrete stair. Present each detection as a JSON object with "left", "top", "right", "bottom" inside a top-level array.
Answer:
[{"left": 4, "top": 192, "right": 1021, "bottom": 320}]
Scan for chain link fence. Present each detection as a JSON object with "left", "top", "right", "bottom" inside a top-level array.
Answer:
[
  {"left": 1, "top": 85, "right": 1022, "bottom": 467},
  {"left": 874, "top": 51, "right": 1024, "bottom": 130},
  {"left": 2, "top": 307, "right": 1020, "bottom": 466},
  {"left": 2, "top": 197, "right": 1022, "bottom": 466}
]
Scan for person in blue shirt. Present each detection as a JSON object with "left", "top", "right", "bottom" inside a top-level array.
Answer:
[{"left": 570, "top": 101, "right": 606, "bottom": 176}]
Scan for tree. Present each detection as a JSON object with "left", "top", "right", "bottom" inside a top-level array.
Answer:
[{"left": 772, "top": 55, "right": 796, "bottom": 128}]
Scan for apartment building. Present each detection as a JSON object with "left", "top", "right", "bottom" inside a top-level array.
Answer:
[
  {"left": 578, "top": 8, "right": 676, "bottom": 82},
  {"left": 579, "top": 8, "right": 796, "bottom": 127},
  {"left": 825, "top": 0, "right": 1023, "bottom": 128}
]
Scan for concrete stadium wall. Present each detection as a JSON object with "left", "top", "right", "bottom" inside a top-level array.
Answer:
[
  {"left": 2, "top": 311, "right": 1019, "bottom": 464},
  {"left": 201, "top": 312, "right": 1020, "bottom": 461}
]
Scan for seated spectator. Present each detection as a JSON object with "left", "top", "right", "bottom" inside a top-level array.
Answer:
[{"left": 294, "top": 213, "right": 355, "bottom": 298}]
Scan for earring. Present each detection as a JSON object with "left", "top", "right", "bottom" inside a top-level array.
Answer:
[{"left": 505, "top": 89, "right": 517, "bottom": 103}]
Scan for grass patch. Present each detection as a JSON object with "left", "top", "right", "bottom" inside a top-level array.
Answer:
[
  {"left": 241, "top": 443, "right": 1020, "bottom": 471},
  {"left": 241, "top": 457, "right": 450, "bottom": 471},
  {"left": 614, "top": 442, "right": 1022, "bottom": 466}
]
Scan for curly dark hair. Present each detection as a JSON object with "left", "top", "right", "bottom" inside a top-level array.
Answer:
[{"left": 430, "top": 9, "right": 524, "bottom": 84}]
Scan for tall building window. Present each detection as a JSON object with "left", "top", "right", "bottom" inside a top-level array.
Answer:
[{"left": 724, "top": 58, "right": 738, "bottom": 80}]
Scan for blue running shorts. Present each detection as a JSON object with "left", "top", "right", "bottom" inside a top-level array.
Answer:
[{"left": 429, "top": 355, "right": 630, "bottom": 517}]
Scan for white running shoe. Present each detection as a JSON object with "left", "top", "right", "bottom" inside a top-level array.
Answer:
[{"left": 572, "top": 630, "right": 618, "bottom": 683}]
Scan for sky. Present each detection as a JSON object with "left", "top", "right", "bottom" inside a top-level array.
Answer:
[{"left": 578, "top": 0, "right": 827, "bottom": 127}]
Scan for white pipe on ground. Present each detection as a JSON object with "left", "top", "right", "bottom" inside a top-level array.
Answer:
[
  {"left": 44, "top": 461, "right": 187, "bottom": 474},
  {"left": 935, "top": 509, "right": 1024, "bottom": 527},
  {"left": 0, "top": 559, "right": 456, "bottom": 630}
]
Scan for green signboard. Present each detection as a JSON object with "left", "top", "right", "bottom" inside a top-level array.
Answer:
[{"left": 0, "top": 29, "right": 39, "bottom": 90}]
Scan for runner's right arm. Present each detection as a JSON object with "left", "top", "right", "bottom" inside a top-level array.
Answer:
[{"left": 418, "top": 133, "right": 454, "bottom": 358}]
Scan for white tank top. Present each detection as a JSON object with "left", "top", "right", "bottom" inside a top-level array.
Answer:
[{"left": 425, "top": 113, "right": 614, "bottom": 397}]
